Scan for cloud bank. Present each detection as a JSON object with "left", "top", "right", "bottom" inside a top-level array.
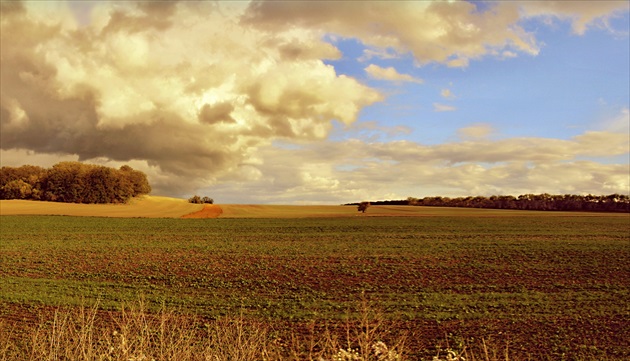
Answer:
[
  {"left": 1, "top": 1, "right": 380, "bottom": 191},
  {"left": 1, "top": 1, "right": 628, "bottom": 202},
  {"left": 208, "top": 121, "right": 630, "bottom": 204}
]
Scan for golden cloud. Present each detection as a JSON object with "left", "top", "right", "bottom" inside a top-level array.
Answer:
[
  {"left": 433, "top": 103, "right": 457, "bottom": 112},
  {"left": 244, "top": 1, "right": 540, "bottom": 66},
  {"left": 519, "top": 1, "right": 629, "bottom": 35},
  {"left": 214, "top": 126, "right": 629, "bottom": 203},
  {"left": 364, "top": 64, "right": 423, "bottom": 84},
  {"left": 457, "top": 123, "right": 494, "bottom": 140},
  {"left": 0, "top": 1, "right": 380, "bottom": 185}
]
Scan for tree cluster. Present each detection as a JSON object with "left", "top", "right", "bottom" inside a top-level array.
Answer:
[
  {"left": 188, "top": 195, "right": 214, "bottom": 204},
  {"left": 0, "top": 162, "right": 151, "bottom": 204},
  {"left": 407, "top": 194, "right": 629, "bottom": 212},
  {"left": 346, "top": 193, "right": 629, "bottom": 212}
]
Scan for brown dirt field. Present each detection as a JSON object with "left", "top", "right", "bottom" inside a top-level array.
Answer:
[{"left": 181, "top": 204, "right": 223, "bottom": 218}]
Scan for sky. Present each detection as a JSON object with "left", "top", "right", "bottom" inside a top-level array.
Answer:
[{"left": 1, "top": 1, "right": 629, "bottom": 204}]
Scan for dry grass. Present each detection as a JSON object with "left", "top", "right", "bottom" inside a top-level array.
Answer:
[
  {"left": 0, "top": 196, "right": 202, "bottom": 218},
  {"left": 0, "top": 298, "right": 510, "bottom": 361},
  {"left": 2, "top": 298, "right": 620, "bottom": 361}
]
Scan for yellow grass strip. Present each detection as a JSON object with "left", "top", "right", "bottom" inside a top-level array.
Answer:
[{"left": 0, "top": 196, "right": 203, "bottom": 218}]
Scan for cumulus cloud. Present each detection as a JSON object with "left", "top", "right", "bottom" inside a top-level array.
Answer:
[
  {"left": 245, "top": 1, "right": 629, "bottom": 66},
  {"left": 364, "top": 64, "right": 423, "bottom": 84},
  {"left": 244, "top": 1, "right": 540, "bottom": 67},
  {"left": 0, "top": 1, "right": 380, "bottom": 194}
]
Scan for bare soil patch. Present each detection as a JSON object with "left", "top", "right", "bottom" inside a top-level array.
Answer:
[{"left": 181, "top": 204, "right": 223, "bottom": 218}]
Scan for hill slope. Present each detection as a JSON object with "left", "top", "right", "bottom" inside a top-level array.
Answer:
[
  {"left": 2, "top": 199, "right": 623, "bottom": 219},
  {"left": 0, "top": 196, "right": 203, "bottom": 218}
]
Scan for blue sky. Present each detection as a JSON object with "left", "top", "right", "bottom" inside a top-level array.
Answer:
[
  {"left": 331, "top": 16, "right": 629, "bottom": 144},
  {"left": 1, "top": 1, "right": 629, "bottom": 203}
]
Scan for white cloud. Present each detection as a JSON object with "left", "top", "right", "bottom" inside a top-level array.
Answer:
[
  {"left": 364, "top": 64, "right": 423, "bottom": 84},
  {"left": 433, "top": 103, "right": 457, "bottom": 112},
  {"left": 202, "top": 118, "right": 630, "bottom": 203},
  {"left": 441, "top": 89, "right": 456, "bottom": 98},
  {"left": 446, "top": 58, "right": 470, "bottom": 68},
  {"left": 519, "top": 1, "right": 630, "bottom": 35},
  {"left": 601, "top": 107, "right": 630, "bottom": 133},
  {"left": 245, "top": 1, "right": 628, "bottom": 68},
  {"left": 358, "top": 48, "right": 401, "bottom": 62},
  {"left": 244, "top": 1, "right": 542, "bottom": 67},
  {"left": 457, "top": 123, "right": 494, "bottom": 140}
]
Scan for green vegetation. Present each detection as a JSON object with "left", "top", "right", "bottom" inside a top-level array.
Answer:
[
  {"left": 411, "top": 194, "right": 630, "bottom": 212},
  {"left": 352, "top": 193, "right": 630, "bottom": 212},
  {"left": 0, "top": 162, "right": 151, "bottom": 204},
  {"left": 188, "top": 195, "right": 214, "bottom": 204},
  {"left": 1, "top": 213, "right": 629, "bottom": 360}
]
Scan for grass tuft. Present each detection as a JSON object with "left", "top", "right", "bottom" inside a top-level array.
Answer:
[{"left": 1, "top": 298, "right": 623, "bottom": 361}]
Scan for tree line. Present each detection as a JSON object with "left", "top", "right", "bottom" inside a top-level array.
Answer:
[
  {"left": 348, "top": 193, "right": 629, "bottom": 212},
  {"left": 0, "top": 162, "right": 151, "bottom": 204},
  {"left": 188, "top": 195, "right": 214, "bottom": 204}
]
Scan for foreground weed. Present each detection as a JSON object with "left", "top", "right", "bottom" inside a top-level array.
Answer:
[
  {"left": 323, "top": 342, "right": 402, "bottom": 361},
  {"left": 431, "top": 349, "right": 466, "bottom": 361},
  {"left": 203, "top": 313, "right": 282, "bottom": 361},
  {"left": 2, "top": 298, "right": 626, "bottom": 361},
  {"left": 317, "top": 295, "right": 406, "bottom": 361}
]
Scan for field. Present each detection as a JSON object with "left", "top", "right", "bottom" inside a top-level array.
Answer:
[
  {"left": 2, "top": 196, "right": 620, "bottom": 218},
  {"left": 0, "top": 196, "right": 203, "bottom": 218},
  {"left": 1, "top": 197, "right": 513, "bottom": 219},
  {"left": 0, "top": 206, "right": 629, "bottom": 360}
]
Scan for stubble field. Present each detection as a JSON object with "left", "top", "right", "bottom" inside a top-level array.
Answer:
[{"left": 0, "top": 208, "right": 629, "bottom": 360}]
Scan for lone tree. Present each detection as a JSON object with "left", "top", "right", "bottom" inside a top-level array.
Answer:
[{"left": 357, "top": 201, "right": 370, "bottom": 213}]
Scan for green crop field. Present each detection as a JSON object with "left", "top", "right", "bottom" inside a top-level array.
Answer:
[{"left": 1, "top": 212, "right": 629, "bottom": 360}]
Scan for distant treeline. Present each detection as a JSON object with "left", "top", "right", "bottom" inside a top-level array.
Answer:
[
  {"left": 1, "top": 162, "right": 151, "bottom": 204},
  {"left": 347, "top": 194, "right": 630, "bottom": 212}
]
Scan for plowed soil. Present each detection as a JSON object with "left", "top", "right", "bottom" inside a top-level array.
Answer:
[{"left": 181, "top": 204, "right": 223, "bottom": 218}]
